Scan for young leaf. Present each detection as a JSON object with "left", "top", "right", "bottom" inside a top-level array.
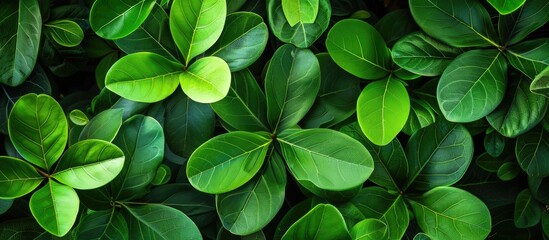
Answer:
[
  {"left": 437, "top": 50, "right": 507, "bottom": 122},
  {"left": 44, "top": 20, "right": 84, "bottom": 47},
  {"left": 217, "top": 151, "right": 286, "bottom": 235},
  {"left": 170, "top": 0, "right": 227, "bottom": 65},
  {"left": 514, "top": 189, "right": 542, "bottom": 228},
  {"left": 69, "top": 109, "right": 88, "bottom": 126},
  {"left": 0, "top": 156, "right": 43, "bottom": 198},
  {"left": 0, "top": 0, "right": 41, "bottom": 86},
  {"left": 409, "top": 0, "right": 498, "bottom": 47},
  {"left": 486, "top": 75, "right": 547, "bottom": 138},
  {"left": 52, "top": 139, "right": 125, "bottom": 190},
  {"left": 326, "top": 19, "right": 391, "bottom": 80},
  {"left": 515, "top": 126, "right": 549, "bottom": 177},
  {"left": 8, "top": 94, "right": 68, "bottom": 171},
  {"left": 281, "top": 0, "right": 319, "bottom": 26},
  {"left": 282, "top": 204, "right": 349, "bottom": 240},
  {"left": 506, "top": 38, "right": 549, "bottom": 80},
  {"left": 409, "top": 187, "right": 492, "bottom": 240},
  {"left": 29, "top": 180, "right": 79, "bottom": 237},
  {"left": 89, "top": 0, "right": 156, "bottom": 39},
  {"left": 392, "top": 32, "right": 463, "bottom": 77},
  {"left": 180, "top": 56, "right": 231, "bottom": 103},
  {"left": 75, "top": 209, "right": 128, "bottom": 240},
  {"left": 531, "top": 66, "right": 549, "bottom": 98},
  {"left": 498, "top": 0, "right": 549, "bottom": 45},
  {"left": 265, "top": 44, "right": 320, "bottom": 133},
  {"left": 187, "top": 131, "right": 272, "bottom": 194},
  {"left": 123, "top": 204, "right": 201, "bottom": 240},
  {"left": 79, "top": 108, "right": 124, "bottom": 142},
  {"left": 278, "top": 128, "right": 374, "bottom": 191},
  {"left": 209, "top": 12, "right": 269, "bottom": 72},
  {"left": 105, "top": 52, "right": 183, "bottom": 103},
  {"left": 349, "top": 219, "right": 387, "bottom": 240},
  {"left": 357, "top": 76, "right": 410, "bottom": 146},
  {"left": 487, "top": 0, "right": 526, "bottom": 15},
  {"left": 211, "top": 69, "right": 269, "bottom": 132}
]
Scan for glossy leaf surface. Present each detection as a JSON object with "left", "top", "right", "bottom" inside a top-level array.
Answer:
[
  {"left": 515, "top": 126, "right": 549, "bottom": 177},
  {"left": 180, "top": 56, "right": 231, "bottom": 103},
  {"left": 349, "top": 219, "right": 387, "bottom": 240},
  {"left": 79, "top": 109, "right": 124, "bottom": 142},
  {"left": 75, "top": 209, "right": 128, "bottom": 240},
  {"left": 124, "top": 204, "right": 201, "bottom": 240},
  {"left": 0, "top": 157, "right": 43, "bottom": 198},
  {"left": 487, "top": 0, "right": 526, "bottom": 15},
  {"left": 282, "top": 204, "right": 349, "bottom": 240},
  {"left": 498, "top": 0, "right": 549, "bottom": 45},
  {"left": 507, "top": 38, "right": 549, "bottom": 80},
  {"left": 89, "top": 0, "right": 156, "bottom": 39},
  {"left": 281, "top": 0, "right": 318, "bottom": 26},
  {"left": 44, "top": 20, "right": 84, "bottom": 47}
]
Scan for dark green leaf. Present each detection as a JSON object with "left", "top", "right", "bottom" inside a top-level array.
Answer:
[
  {"left": 151, "top": 164, "right": 171, "bottom": 185},
  {"left": 374, "top": 9, "right": 418, "bottom": 48},
  {"left": 0, "top": 199, "right": 13, "bottom": 214},
  {"left": 487, "top": 0, "right": 526, "bottom": 15},
  {"left": 349, "top": 218, "right": 387, "bottom": 240},
  {"left": 531, "top": 66, "right": 549, "bottom": 98},
  {"left": 75, "top": 209, "right": 128, "bottom": 240},
  {"left": 217, "top": 229, "right": 266, "bottom": 240},
  {"left": 0, "top": 218, "right": 43, "bottom": 239},
  {"left": 179, "top": 56, "right": 231, "bottom": 103},
  {"left": 498, "top": 0, "right": 549, "bottom": 45},
  {"left": 483, "top": 129, "right": 506, "bottom": 157},
  {"left": 402, "top": 98, "right": 437, "bottom": 136},
  {"left": 528, "top": 176, "right": 549, "bottom": 204},
  {"left": 497, "top": 162, "right": 520, "bottom": 181},
  {"left": 0, "top": 156, "right": 43, "bottom": 198},
  {"left": 507, "top": 38, "right": 549, "bottom": 80},
  {"left": 514, "top": 189, "right": 542, "bottom": 228},
  {"left": 282, "top": 204, "right": 349, "bottom": 240},
  {"left": 124, "top": 204, "right": 201, "bottom": 240},
  {"left": 44, "top": 20, "right": 84, "bottom": 47},
  {"left": 79, "top": 109, "right": 124, "bottom": 142},
  {"left": 476, "top": 152, "right": 505, "bottom": 172},
  {"left": 543, "top": 212, "right": 549, "bottom": 237},
  {"left": 516, "top": 126, "right": 549, "bottom": 177},
  {"left": 89, "top": 0, "right": 156, "bottom": 39}
]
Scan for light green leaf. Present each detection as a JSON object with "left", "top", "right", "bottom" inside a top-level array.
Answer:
[
  {"left": 209, "top": 12, "right": 269, "bottom": 72},
  {"left": 69, "top": 109, "right": 88, "bottom": 126},
  {"left": 52, "top": 139, "right": 124, "bottom": 190},
  {"left": 392, "top": 32, "right": 463, "bottom": 77},
  {"left": 487, "top": 0, "right": 526, "bottom": 15},
  {"left": 409, "top": 0, "right": 498, "bottom": 47},
  {"left": 281, "top": 0, "right": 319, "bottom": 26},
  {"left": 278, "top": 128, "right": 373, "bottom": 191},
  {"left": 124, "top": 204, "right": 201, "bottom": 240},
  {"left": 75, "top": 209, "right": 128, "bottom": 240},
  {"left": 265, "top": 44, "right": 320, "bottom": 133},
  {"left": 357, "top": 76, "right": 410, "bottom": 146},
  {"left": 105, "top": 52, "right": 183, "bottom": 103},
  {"left": 437, "top": 50, "right": 507, "bottom": 122},
  {"left": 8, "top": 93, "right": 68, "bottom": 171},
  {"left": 217, "top": 151, "right": 286, "bottom": 235},
  {"left": 79, "top": 109, "right": 124, "bottom": 142},
  {"left": 0, "top": 156, "right": 43, "bottom": 199},
  {"left": 413, "top": 233, "right": 433, "bottom": 240},
  {"left": 515, "top": 126, "right": 549, "bottom": 177},
  {"left": 531, "top": 66, "right": 549, "bottom": 98},
  {"left": 514, "top": 189, "right": 542, "bottom": 228},
  {"left": 187, "top": 131, "right": 272, "bottom": 194},
  {"left": 409, "top": 187, "right": 491, "bottom": 240},
  {"left": 282, "top": 204, "right": 349, "bottom": 240},
  {"left": 326, "top": 19, "right": 391, "bottom": 80},
  {"left": 498, "top": 0, "right": 549, "bottom": 45},
  {"left": 349, "top": 219, "right": 387, "bottom": 240},
  {"left": 44, "top": 20, "right": 84, "bottom": 47},
  {"left": 0, "top": 0, "right": 41, "bottom": 86},
  {"left": 507, "top": 38, "right": 549, "bottom": 80},
  {"left": 180, "top": 56, "right": 231, "bottom": 103},
  {"left": 89, "top": 0, "right": 156, "bottom": 39},
  {"left": 170, "top": 0, "right": 227, "bottom": 65},
  {"left": 29, "top": 180, "right": 79, "bottom": 237}
]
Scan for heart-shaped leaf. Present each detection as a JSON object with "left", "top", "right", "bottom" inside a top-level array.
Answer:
[
  {"left": 281, "top": 0, "right": 319, "bottom": 26},
  {"left": 515, "top": 126, "right": 549, "bottom": 177},
  {"left": 498, "top": 0, "right": 549, "bottom": 45},
  {"left": 282, "top": 204, "right": 349, "bottom": 240},
  {"left": 349, "top": 219, "right": 387, "bottom": 240},
  {"left": 170, "top": 0, "right": 226, "bottom": 65},
  {"left": 44, "top": 20, "right": 84, "bottom": 47},
  {"left": 105, "top": 52, "right": 183, "bottom": 103},
  {"left": 75, "top": 209, "right": 128, "bottom": 240},
  {"left": 29, "top": 180, "right": 79, "bottom": 237},
  {"left": 326, "top": 19, "right": 391, "bottom": 80},
  {"left": 187, "top": 131, "right": 272, "bottom": 194},
  {"left": 79, "top": 108, "right": 124, "bottom": 142},
  {"left": 278, "top": 128, "right": 373, "bottom": 191},
  {"left": 507, "top": 38, "right": 549, "bottom": 80},
  {"left": 180, "top": 56, "right": 231, "bottom": 103},
  {"left": 487, "top": 0, "right": 526, "bottom": 15},
  {"left": 8, "top": 93, "right": 68, "bottom": 171},
  {"left": 437, "top": 49, "right": 507, "bottom": 122},
  {"left": 0, "top": 0, "right": 41, "bottom": 86},
  {"left": 89, "top": 0, "right": 156, "bottom": 39},
  {"left": 0, "top": 156, "right": 43, "bottom": 198}
]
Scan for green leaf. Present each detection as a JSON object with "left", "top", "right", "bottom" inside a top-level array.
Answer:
[
  {"left": 531, "top": 66, "right": 549, "bottom": 98},
  {"left": 170, "top": 0, "right": 227, "bottom": 65},
  {"left": 392, "top": 32, "right": 463, "bottom": 77},
  {"left": 79, "top": 109, "right": 124, "bottom": 142},
  {"left": 349, "top": 219, "right": 387, "bottom": 240},
  {"left": 114, "top": 3, "right": 181, "bottom": 61},
  {"left": 356, "top": 76, "right": 410, "bottom": 146},
  {"left": 69, "top": 109, "right": 88, "bottom": 126},
  {"left": 507, "top": 38, "right": 549, "bottom": 80},
  {"left": 209, "top": 12, "right": 269, "bottom": 72},
  {"left": 44, "top": 20, "right": 84, "bottom": 47},
  {"left": 268, "top": 0, "right": 331, "bottom": 48},
  {"left": 265, "top": 44, "right": 320, "bottom": 133},
  {"left": 8, "top": 93, "right": 68, "bottom": 171},
  {"left": 326, "top": 19, "right": 391, "bottom": 80},
  {"left": 409, "top": 187, "right": 492, "bottom": 240},
  {"left": 0, "top": 156, "right": 43, "bottom": 199},
  {"left": 483, "top": 129, "right": 506, "bottom": 157},
  {"left": 110, "top": 115, "right": 164, "bottom": 200},
  {"left": 413, "top": 233, "right": 433, "bottom": 240},
  {"left": 497, "top": 162, "right": 520, "bottom": 181},
  {"left": 217, "top": 229, "right": 267, "bottom": 240},
  {"left": 217, "top": 151, "right": 286, "bottom": 235},
  {"left": 89, "top": 0, "right": 156, "bottom": 39},
  {"left": 409, "top": 0, "right": 498, "bottom": 47},
  {"left": 106, "top": 52, "right": 183, "bottom": 103},
  {"left": 123, "top": 204, "right": 201, "bottom": 240},
  {"left": 528, "top": 176, "right": 549, "bottom": 204},
  {"left": 476, "top": 152, "right": 505, "bottom": 173},
  {"left": 498, "top": 0, "right": 549, "bottom": 45},
  {"left": 180, "top": 56, "right": 231, "bottom": 103},
  {"left": 281, "top": 0, "right": 318, "bottom": 26},
  {"left": 187, "top": 131, "right": 272, "bottom": 194},
  {"left": 0, "top": 218, "right": 43, "bottom": 239},
  {"left": 282, "top": 204, "right": 349, "bottom": 240},
  {"left": 374, "top": 9, "right": 419, "bottom": 48},
  {"left": 543, "top": 212, "right": 549, "bottom": 238},
  {"left": 151, "top": 164, "right": 171, "bottom": 185},
  {"left": 516, "top": 126, "right": 549, "bottom": 177},
  {"left": 278, "top": 128, "right": 373, "bottom": 191},
  {"left": 488, "top": 0, "right": 526, "bottom": 15},
  {"left": 211, "top": 69, "right": 269, "bottom": 132},
  {"left": 402, "top": 99, "right": 437, "bottom": 135},
  {"left": 52, "top": 139, "right": 124, "bottom": 190},
  {"left": 514, "top": 189, "right": 542, "bottom": 228},
  {"left": 0, "top": 0, "right": 41, "bottom": 86},
  {"left": 95, "top": 53, "right": 119, "bottom": 89},
  {"left": 437, "top": 50, "right": 507, "bottom": 122},
  {"left": 487, "top": 75, "right": 547, "bottom": 138},
  {"left": 0, "top": 199, "right": 12, "bottom": 214},
  {"left": 75, "top": 209, "right": 128, "bottom": 240},
  {"left": 30, "top": 180, "right": 79, "bottom": 237}
]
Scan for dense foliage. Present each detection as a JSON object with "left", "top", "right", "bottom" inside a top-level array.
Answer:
[{"left": 0, "top": 0, "right": 548, "bottom": 239}]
